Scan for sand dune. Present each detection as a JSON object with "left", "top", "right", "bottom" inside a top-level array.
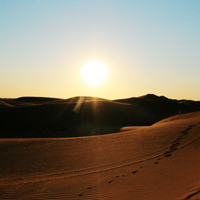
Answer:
[
  {"left": 0, "top": 100, "right": 13, "bottom": 107},
  {"left": 0, "top": 111, "right": 200, "bottom": 199},
  {"left": 1, "top": 94, "right": 200, "bottom": 137}
]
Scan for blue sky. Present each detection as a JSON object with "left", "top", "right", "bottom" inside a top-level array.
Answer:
[{"left": 0, "top": 0, "right": 200, "bottom": 100}]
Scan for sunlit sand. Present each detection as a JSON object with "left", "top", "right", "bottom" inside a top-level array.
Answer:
[{"left": 0, "top": 95, "right": 200, "bottom": 199}]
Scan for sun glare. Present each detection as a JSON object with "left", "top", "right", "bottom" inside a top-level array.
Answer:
[{"left": 81, "top": 60, "right": 109, "bottom": 87}]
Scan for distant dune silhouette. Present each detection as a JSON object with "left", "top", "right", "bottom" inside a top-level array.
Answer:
[{"left": 0, "top": 94, "right": 200, "bottom": 138}]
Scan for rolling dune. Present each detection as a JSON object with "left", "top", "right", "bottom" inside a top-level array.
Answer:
[
  {"left": 1, "top": 94, "right": 200, "bottom": 137},
  {"left": 0, "top": 111, "right": 200, "bottom": 199}
]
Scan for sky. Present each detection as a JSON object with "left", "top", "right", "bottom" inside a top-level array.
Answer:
[{"left": 0, "top": 0, "right": 200, "bottom": 100}]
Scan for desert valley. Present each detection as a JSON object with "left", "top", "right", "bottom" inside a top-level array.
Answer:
[{"left": 1, "top": 94, "right": 200, "bottom": 199}]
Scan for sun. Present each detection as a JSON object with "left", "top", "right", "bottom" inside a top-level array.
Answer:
[{"left": 81, "top": 60, "right": 109, "bottom": 87}]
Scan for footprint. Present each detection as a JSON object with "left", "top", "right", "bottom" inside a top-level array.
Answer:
[
  {"left": 170, "top": 147, "right": 177, "bottom": 151},
  {"left": 87, "top": 187, "right": 92, "bottom": 189},
  {"left": 164, "top": 154, "right": 172, "bottom": 157},
  {"left": 132, "top": 170, "right": 137, "bottom": 174},
  {"left": 108, "top": 180, "right": 113, "bottom": 183},
  {"left": 172, "top": 142, "right": 180, "bottom": 145},
  {"left": 164, "top": 151, "right": 172, "bottom": 154},
  {"left": 181, "top": 130, "right": 187, "bottom": 132},
  {"left": 188, "top": 125, "right": 195, "bottom": 128},
  {"left": 115, "top": 175, "right": 120, "bottom": 178},
  {"left": 154, "top": 162, "right": 159, "bottom": 164},
  {"left": 170, "top": 144, "right": 178, "bottom": 148},
  {"left": 184, "top": 189, "right": 200, "bottom": 199},
  {"left": 79, "top": 193, "right": 83, "bottom": 197}
]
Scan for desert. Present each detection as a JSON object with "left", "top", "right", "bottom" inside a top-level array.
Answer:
[
  {"left": 1, "top": 1, "right": 200, "bottom": 199},
  {"left": 0, "top": 95, "right": 200, "bottom": 199}
]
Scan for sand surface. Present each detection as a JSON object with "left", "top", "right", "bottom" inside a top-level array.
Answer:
[{"left": 1, "top": 112, "right": 200, "bottom": 199}]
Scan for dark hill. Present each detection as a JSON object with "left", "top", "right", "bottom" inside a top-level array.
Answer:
[
  {"left": 16, "top": 96, "right": 62, "bottom": 104},
  {"left": 138, "top": 94, "right": 171, "bottom": 101},
  {"left": 0, "top": 94, "right": 200, "bottom": 138}
]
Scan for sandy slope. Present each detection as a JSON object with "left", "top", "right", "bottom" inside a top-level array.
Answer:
[{"left": 0, "top": 112, "right": 200, "bottom": 199}]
